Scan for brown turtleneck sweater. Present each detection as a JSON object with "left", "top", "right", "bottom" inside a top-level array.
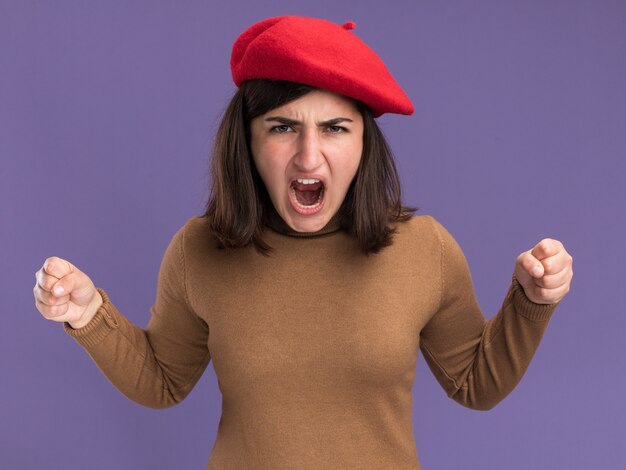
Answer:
[{"left": 64, "top": 213, "right": 558, "bottom": 469}]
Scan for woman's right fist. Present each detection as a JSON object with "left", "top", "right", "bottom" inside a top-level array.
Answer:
[{"left": 34, "top": 256, "right": 103, "bottom": 329}]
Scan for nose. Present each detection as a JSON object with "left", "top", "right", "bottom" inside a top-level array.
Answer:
[{"left": 293, "top": 127, "right": 324, "bottom": 172}]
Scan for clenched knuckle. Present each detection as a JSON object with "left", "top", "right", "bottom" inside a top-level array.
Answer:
[
  {"left": 43, "top": 277, "right": 55, "bottom": 291},
  {"left": 42, "top": 290, "right": 54, "bottom": 304},
  {"left": 38, "top": 304, "right": 50, "bottom": 317},
  {"left": 37, "top": 302, "right": 48, "bottom": 316},
  {"left": 49, "top": 304, "right": 61, "bottom": 315}
]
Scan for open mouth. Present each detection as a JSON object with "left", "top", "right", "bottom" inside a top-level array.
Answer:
[{"left": 289, "top": 178, "right": 326, "bottom": 214}]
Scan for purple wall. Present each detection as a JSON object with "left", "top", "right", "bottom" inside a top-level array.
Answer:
[{"left": 2, "top": 1, "right": 624, "bottom": 468}]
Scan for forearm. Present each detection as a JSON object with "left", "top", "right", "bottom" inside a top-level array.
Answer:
[
  {"left": 64, "top": 288, "right": 210, "bottom": 409},
  {"left": 423, "top": 277, "right": 557, "bottom": 410}
]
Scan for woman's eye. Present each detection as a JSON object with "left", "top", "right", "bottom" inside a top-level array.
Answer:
[
  {"left": 269, "top": 125, "right": 347, "bottom": 134},
  {"left": 270, "top": 125, "right": 292, "bottom": 133}
]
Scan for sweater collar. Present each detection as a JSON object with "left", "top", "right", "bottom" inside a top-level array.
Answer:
[{"left": 265, "top": 207, "right": 343, "bottom": 238}]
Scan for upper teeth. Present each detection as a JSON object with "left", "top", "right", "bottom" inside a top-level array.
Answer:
[{"left": 296, "top": 178, "right": 320, "bottom": 185}]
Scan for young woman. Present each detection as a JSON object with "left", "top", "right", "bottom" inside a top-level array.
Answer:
[{"left": 33, "top": 15, "right": 573, "bottom": 469}]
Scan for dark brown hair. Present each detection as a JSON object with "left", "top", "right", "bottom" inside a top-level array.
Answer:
[{"left": 203, "top": 79, "right": 417, "bottom": 255}]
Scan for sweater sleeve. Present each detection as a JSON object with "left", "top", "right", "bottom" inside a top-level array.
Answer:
[
  {"left": 419, "top": 217, "right": 559, "bottom": 410},
  {"left": 63, "top": 224, "right": 211, "bottom": 409}
]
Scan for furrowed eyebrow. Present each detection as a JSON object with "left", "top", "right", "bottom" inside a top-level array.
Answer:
[{"left": 264, "top": 116, "right": 354, "bottom": 126}]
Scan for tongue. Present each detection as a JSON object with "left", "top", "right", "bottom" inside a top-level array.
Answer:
[
  {"left": 292, "top": 181, "right": 323, "bottom": 206},
  {"left": 295, "top": 188, "right": 321, "bottom": 206}
]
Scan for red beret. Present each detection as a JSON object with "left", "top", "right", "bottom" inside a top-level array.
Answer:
[{"left": 230, "top": 15, "right": 414, "bottom": 118}]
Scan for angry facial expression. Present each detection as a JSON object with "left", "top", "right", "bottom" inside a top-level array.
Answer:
[{"left": 250, "top": 89, "right": 364, "bottom": 233}]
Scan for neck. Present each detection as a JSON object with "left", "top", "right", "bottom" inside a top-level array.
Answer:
[{"left": 265, "top": 206, "right": 343, "bottom": 238}]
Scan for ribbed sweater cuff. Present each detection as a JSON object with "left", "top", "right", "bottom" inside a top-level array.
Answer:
[
  {"left": 510, "top": 274, "right": 559, "bottom": 321},
  {"left": 63, "top": 287, "right": 119, "bottom": 348}
]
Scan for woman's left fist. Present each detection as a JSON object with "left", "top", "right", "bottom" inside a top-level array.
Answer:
[{"left": 514, "top": 238, "right": 573, "bottom": 304}]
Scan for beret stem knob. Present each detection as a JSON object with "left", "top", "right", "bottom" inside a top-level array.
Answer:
[{"left": 342, "top": 21, "right": 356, "bottom": 30}]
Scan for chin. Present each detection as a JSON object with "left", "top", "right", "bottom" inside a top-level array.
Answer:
[
  {"left": 283, "top": 210, "right": 329, "bottom": 233},
  {"left": 289, "top": 216, "right": 328, "bottom": 233}
]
